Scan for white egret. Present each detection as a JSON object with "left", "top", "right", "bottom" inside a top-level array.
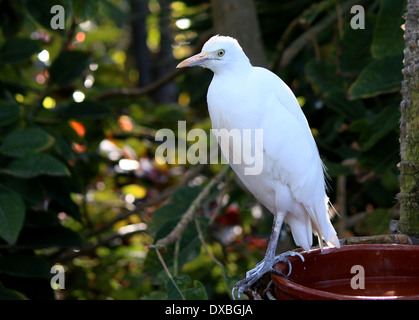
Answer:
[{"left": 177, "top": 35, "right": 340, "bottom": 298}]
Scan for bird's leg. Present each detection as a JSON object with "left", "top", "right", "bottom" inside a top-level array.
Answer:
[{"left": 232, "top": 213, "right": 304, "bottom": 299}]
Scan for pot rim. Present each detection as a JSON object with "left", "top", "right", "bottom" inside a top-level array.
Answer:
[{"left": 272, "top": 244, "right": 419, "bottom": 300}]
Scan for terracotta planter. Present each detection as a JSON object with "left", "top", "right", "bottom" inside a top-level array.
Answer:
[{"left": 272, "top": 244, "right": 419, "bottom": 300}]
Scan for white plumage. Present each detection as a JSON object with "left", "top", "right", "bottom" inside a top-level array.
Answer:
[{"left": 177, "top": 35, "right": 340, "bottom": 297}]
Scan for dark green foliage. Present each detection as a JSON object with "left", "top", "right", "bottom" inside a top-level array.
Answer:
[
  {"left": 49, "top": 51, "right": 91, "bottom": 86},
  {"left": 0, "top": 0, "right": 406, "bottom": 300},
  {"left": 348, "top": 54, "right": 403, "bottom": 99},
  {"left": 0, "top": 37, "right": 41, "bottom": 64}
]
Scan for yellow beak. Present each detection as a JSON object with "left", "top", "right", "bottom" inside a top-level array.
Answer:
[{"left": 176, "top": 52, "right": 210, "bottom": 68}]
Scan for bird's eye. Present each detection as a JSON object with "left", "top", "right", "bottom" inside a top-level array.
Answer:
[{"left": 217, "top": 49, "right": 225, "bottom": 57}]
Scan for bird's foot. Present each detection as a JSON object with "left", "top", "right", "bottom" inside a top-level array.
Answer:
[{"left": 232, "top": 251, "right": 304, "bottom": 299}]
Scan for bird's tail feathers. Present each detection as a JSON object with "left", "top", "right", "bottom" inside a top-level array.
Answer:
[
  {"left": 321, "top": 162, "right": 333, "bottom": 192},
  {"left": 305, "top": 204, "right": 340, "bottom": 250},
  {"left": 316, "top": 228, "right": 340, "bottom": 251},
  {"left": 326, "top": 233, "right": 341, "bottom": 248},
  {"left": 327, "top": 199, "right": 340, "bottom": 218},
  {"left": 316, "top": 233, "right": 324, "bottom": 251},
  {"left": 287, "top": 215, "right": 313, "bottom": 252}
]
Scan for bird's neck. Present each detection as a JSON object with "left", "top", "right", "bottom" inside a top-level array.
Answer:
[{"left": 212, "top": 59, "right": 252, "bottom": 78}]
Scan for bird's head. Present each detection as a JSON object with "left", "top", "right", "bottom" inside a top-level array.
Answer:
[{"left": 176, "top": 35, "right": 250, "bottom": 74}]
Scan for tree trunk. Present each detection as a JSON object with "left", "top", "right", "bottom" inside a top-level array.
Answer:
[
  {"left": 151, "top": 0, "right": 177, "bottom": 104},
  {"left": 399, "top": 0, "right": 419, "bottom": 237},
  {"left": 211, "top": 0, "right": 268, "bottom": 67},
  {"left": 130, "top": 0, "right": 177, "bottom": 104},
  {"left": 130, "top": 0, "right": 152, "bottom": 87}
]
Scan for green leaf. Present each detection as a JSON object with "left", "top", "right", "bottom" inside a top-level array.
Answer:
[
  {"left": 0, "top": 101, "right": 21, "bottom": 127},
  {"left": 359, "top": 106, "right": 400, "bottom": 150},
  {"left": 144, "top": 186, "right": 207, "bottom": 277},
  {"left": 305, "top": 61, "right": 367, "bottom": 120},
  {"left": 371, "top": 0, "right": 406, "bottom": 59},
  {"left": 49, "top": 50, "right": 90, "bottom": 85},
  {"left": 23, "top": 210, "right": 60, "bottom": 228},
  {"left": 176, "top": 217, "right": 208, "bottom": 270},
  {"left": 323, "top": 91, "right": 366, "bottom": 120},
  {"left": 340, "top": 14, "right": 374, "bottom": 73},
  {"left": 144, "top": 217, "right": 208, "bottom": 280},
  {"left": 184, "top": 280, "right": 208, "bottom": 300},
  {"left": 0, "top": 79, "right": 35, "bottom": 98},
  {"left": 300, "top": 0, "right": 336, "bottom": 25},
  {"left": 72, "top": 0, "right": 99, "bottom": 20},
  {"left": 42, "top": 177, "right": 81, "bottom": 221},
  {"left": 57, "top": 100, "right": 112, "bottom": 119},
  {"left": 0, "top": 37, "right": 40, "bottom": 63},
  {"left": 349, "top": 118, "right": 370, "bottom": 133},
  {"left": 17, "top": 225, "right": 83, "bottom": 249},
  {"left": 151, "top": 104, "right": 185, "bottom": 124},
  {"left": 0, "top": 189, "right": 25, "bottom": 244},
  {"left": 0, "top": 288, "right": 28, "bottom": 300},
  {"left": 167, "top": 275, "right": 190, "bottom": 300},
  {"left": 0, "top": 254, "right": 50, "bottom": 278},
  {"left": 0, "top": 176, "right": 45, "bottom": 207},
  {"left": 348, "top": 54, "right": 403, "bottom": 99},
  {"left": 98, "top": 0, "right": 127, "bottom": 28},
  {"left": 149, "top": 185, "right": 203, "bottom": 235},
  {"left": 0, "top": 127, "right": 55, "bottom": 157},
  {"left": 3, "top": 153, "right": 70, "bottom": 178},
  {"left": 50, "top": 133, "right": 76, "bottom": 163},
  {"left": 305, "top": 61, "right": 344, "bottom": 95},
  {"left": 166, "top": 275, "right": 208, "bottom": 300},
  {"left": 358, "top": 136, "right": 399, "bottom": 174}
]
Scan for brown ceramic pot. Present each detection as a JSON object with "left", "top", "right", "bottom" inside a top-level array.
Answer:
[{"left": 272, "top": 244, "right": 419, "bottom": 300}]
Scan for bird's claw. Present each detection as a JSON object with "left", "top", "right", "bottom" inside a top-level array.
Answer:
[{"left": 232, "top": 251, "right": 304, "bottom": 300}]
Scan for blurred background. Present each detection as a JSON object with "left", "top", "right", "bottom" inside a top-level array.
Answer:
[{"left": 0, "top": 0, "right": 405, "bottom": 299}]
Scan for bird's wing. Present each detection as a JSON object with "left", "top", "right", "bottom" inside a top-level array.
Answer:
[
  {"left": 252, "top": 68, "right": 338, "bottom": 246},
  {"left": 253, "top": 67, "right": 311, "bottom": 132},
  {"left": 261, "top": 93, "right": 325, "bottom": 206},
  {"left": 251, "top": 68, "right": 325, "bottom": 204},
  {"left": 261, "top": 95, "right": 339, "bottom": 246}
]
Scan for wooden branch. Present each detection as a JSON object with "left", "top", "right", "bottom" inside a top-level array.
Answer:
[
  {"left": 55, "top": 225, "right": 147, "bottom": 262},
  {"left": 96, "top": 30, "right": 214, "bottom": 101},
  {"left": 340, "top": 234, "right": 412, "bottom": 246},
  {"left": 278, "top": 10, "right": 337, "bottom": 70},
  {"left": 85, "top": 164, "right": 206, "bottom": 238},
  {"left": 194, "top": 217, "right": 231, "bottom": 298},
  {"left": 155, "top": 166, "right": 230, "bottom": 248},
  {"left": 154, "top": 247, "right": 186, "bottom": 300},
  {"left": 97, "top": 68, "right": 184, "bottom": 101},
  {"left": 54, "top": 166, "right": 206, "bottom": 262},
  {"left": 269, "top": 13, "right": 304, "bottom": 71},
  {"left": 271, "top": 0, "right": 362, "bottom": 71}
]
